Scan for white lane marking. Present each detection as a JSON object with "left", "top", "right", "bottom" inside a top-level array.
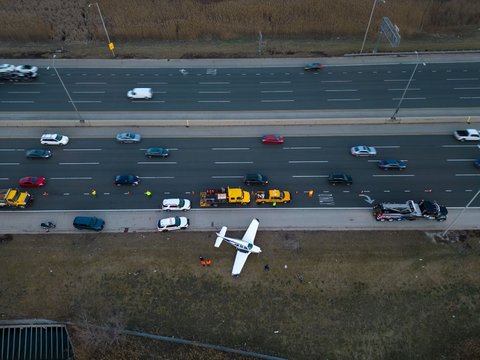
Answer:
[
  {"left": 1, "top": 101, "right": 34, "bottom": 103},
  {"left": 368, "top": 159, "right": 408, "bottom": 162},
  {"left": 0, "top": 163, "right": 19, "bottom": 165},
  {"left": 137, "top": 82, "right": 168, "bottom": 84},
  {"left": 321, "top": 80, "right": 352, "bottom": 83},
  {"left": 325, "top": 89, "right": 358, "bottom": 92},
  {"left": 211, "top": 176, "right": 244, "bottom": 178},
  {"left": 391, "top": 97, "right": 426, "bottom": 100},
  {"left": 454, "top": 87, "right": 480, "bottom": 90},
  {"left": 455, "top": 174, "right": 480, "bottom": 176},
  {"left": 137, "top": 161, "right": 177, "bottom": 164},
  {"left": 372, "top": 174, "right": 415, "bottom": 177},
  {"left": 261, "top": 90, "right": 293, "bottom": 93},
  {"left": 212, "top": 147, "right": 250, "bottom": 150},
  {"left": 13, "top": 82, "right": 46, "bottom": 85},
  {"left": 215, "top": 161, "right": 253, "bottom": 164},
  {"left": 327, "top": 98, "right": 360, "bottom": 101},
  {"left": 198, "top": 100, "right": 230, "bottom": 103},
  {"left": 0, "top": 149, "right": 25, "bottom": 151},
  {"left": 59, "top": 162, "right": 100, "bottom": 165},
  {"left": 50, "top": 177, "right": 93, "bottom": 180},
  {"left": 447, "top": 78, "right": 478, "bottom": 81},
  {"left": 198, "top": 91, "right": 231, "bottom": 93},
  {"left": 447, "top": 159, "right": 476, "bottom": 162},
  {"left": 72, "top": 91, "right": 106, "bottom": 94},
  {"left": 7, "top": 91, "right": 40, "bottom": 94},
  {"left": 75, "top": 82, "right": 107, "bottom": 84},
  {"left": 284, "top": 146, "right": 322, "bottom": 150},
  {"left": 199, "top": 82, "right": 230, "bottom": 84},
  {"left": 63, "top": 148, "right": 102, "bottom": 151},
  {"left": 460, "top": 97, "right": 480, "bottom": 99},
  {"left": 139, "top": 176, "right": 175, "bottom": 179},
  {"left": 261, "top": 99, "right": 294, "bottom": 102},
  {"left": 259, "top": 81, "right": 291, "bottom": 84},
  {"left": 289, "top": 160, "right": 328, "bottom": 163},
  {"left": 442, "top": 144, "right": 479, "bottom": 148},
  {"left": 388, "top": 88, "right": 420, "bottom": 91},
  {"left": 0, "top": 178, "right": 9, "bottom": 180},
  {"left": 292, "top": 175, "right": 328, "bottom": 178}
]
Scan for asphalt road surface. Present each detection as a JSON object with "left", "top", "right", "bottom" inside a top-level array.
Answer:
[
  {"left": 1, "top": 62, "right": 480, "bottom": 114},
  {"left": 1, "top": 134, "right": 479, "bottom": 210}
]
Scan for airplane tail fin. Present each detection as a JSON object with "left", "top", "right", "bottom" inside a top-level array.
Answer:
[{"left": 215, "top": 226, "right": 227, "bottom": 247}]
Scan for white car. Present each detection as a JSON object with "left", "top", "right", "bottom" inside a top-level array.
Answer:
[
  {"left": 162, "top": 198, "right": 191, "bottom": 211},
  {"left": 40, "top": 134, "right": 69, "bottom": 146},
  {"left": 15, "top": 65, "right": 38, "bottom": 76},
  {"left": 157, "top": 216, "right": 189, "bottom": 231},
  {"left": 127, "top": 88, "right": 152, "bottom": 100},
  {"left": 0, "top": 64, "right": 15, "bottom": 73},
  {"left": 351, "top": 146, "right": 377, "bottom": 157},
  {"left": 453, "top": 129, "right": 480, "bottom": 141}
]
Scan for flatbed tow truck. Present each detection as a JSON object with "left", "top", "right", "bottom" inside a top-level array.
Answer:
[
  {"left": 373, "top": 200, "right": 447, "bottom": 222},
  {"left": 200, "top": 187, "right": 250, "bottom": 207}
]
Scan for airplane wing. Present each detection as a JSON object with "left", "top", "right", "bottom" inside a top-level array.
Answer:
[
  {"left": 241, "top": 218, "right": 259, "bottom": 244},
  {"left": 232, "top": 250, "right": 251, "bottom": 276},
  {"left": 215, "top": 226, "right": 227, "bottom": 247}
]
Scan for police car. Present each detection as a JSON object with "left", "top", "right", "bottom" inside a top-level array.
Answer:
[
  {"left": 157, "top": 216, "right": 189, "bottom": 231},
  {"left": 161, "top": 198, "right": 191, "bottom": 211}
]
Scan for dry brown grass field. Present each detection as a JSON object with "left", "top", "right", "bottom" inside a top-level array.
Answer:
[
  {"left": 0, "top": 0, "right": 479, "bottom": 58},
  {"left": 0, "top": 230, "right": 479, "bottom": 359}
]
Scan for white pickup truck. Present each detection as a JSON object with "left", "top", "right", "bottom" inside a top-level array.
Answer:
[{"left": 453, "top": 129, "right": 480, "bottom": 141}]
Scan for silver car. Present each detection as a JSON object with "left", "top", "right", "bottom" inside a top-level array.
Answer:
[{"left": 116, "top": 132, "right": 142, "bottom": 143}]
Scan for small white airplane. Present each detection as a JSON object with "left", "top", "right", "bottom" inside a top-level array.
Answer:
[{"left": 215, "top": 218, "right": 261, "bottom": 276}]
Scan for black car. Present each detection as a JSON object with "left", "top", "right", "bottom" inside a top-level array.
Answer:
[
  {"left": 26, "top": 149, "right": 52, "bottom": 159},
  {"left": 474, "top": 159, "right": 480, "bottom": 169},
  {"left": 244, "top": 173, "right": 269, "bottom": 186},
  {"left": 377, "top": 160, "right": 407, "bottom": 170},
  {"left": 73, "top": 216, "right": 105, "bottom": 231},
  {"left": 114, "top": 175, "right": 140, "bottom": 186},
  {"left": 328, "top": 173, "right": 353, "bottom": 185},
  {"left": 145, "top": 147, "right": 170, "bottom": 158}
]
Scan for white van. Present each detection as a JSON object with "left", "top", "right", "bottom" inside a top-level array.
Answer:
[{"left": 127, "top": 88, "right": 153, "bottom": 100}]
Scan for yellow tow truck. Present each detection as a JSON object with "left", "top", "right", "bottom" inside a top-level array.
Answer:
[
  {"left": 200, "top": 187, "right": 251, "bottom": 207},
  {"left": 255, "top": 189, "right": 291, "bottom": 204},
  {"left": 0, "top": 188, "right": 33, "bottom": 208}
]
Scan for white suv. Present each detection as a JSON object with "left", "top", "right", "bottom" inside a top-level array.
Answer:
[
  {"left": 162, "top": 198, "right": 191, "bottom": 211},
  {"left": 157, "top": 216, "right": 189, "bottom": 231},
  {"left": 40, "top": 134, "right": 69, "bottom": 146}
]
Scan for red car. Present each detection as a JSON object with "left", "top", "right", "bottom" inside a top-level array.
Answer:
[
  {"left": 261, "top": 134, "right": 284, "bottom": 144},
  {"left": 19, "top": 176, "right": 46, "bottom": 187}
]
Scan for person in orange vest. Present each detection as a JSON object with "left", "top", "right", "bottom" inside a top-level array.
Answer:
[
  {"left": 205, "top": 259, "right": 212, "bottom": 266},
  {"left": 199, "top": 256, "right": 206, "bottom": 266}
]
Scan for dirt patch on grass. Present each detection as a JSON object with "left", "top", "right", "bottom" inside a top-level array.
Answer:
[{"left": 0, "top": 230, "right": 479, "bottom": 359}]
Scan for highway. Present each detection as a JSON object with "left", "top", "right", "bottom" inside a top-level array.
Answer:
[
  {"left": 1, "top": 62, "right": 480, "bottom": 115},
  {"left": 1, "top": 134, "right": 479, "bottom": 211}
]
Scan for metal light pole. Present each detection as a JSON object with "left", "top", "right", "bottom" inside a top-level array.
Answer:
[
  {"left": 88, "top": 2, "right": 115, "bottom": 57},
  {"left": 391, "top": 51, "right": 425, "bottom": 120},
  {"left": 49, "top": 55, "right": 84, "bottom": 123},
  {"left": 442, "top": 189, "right": 480, "bottom": 238},
  {"left": 361, "top": 0, "right": 385, "bottom": 54}
]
